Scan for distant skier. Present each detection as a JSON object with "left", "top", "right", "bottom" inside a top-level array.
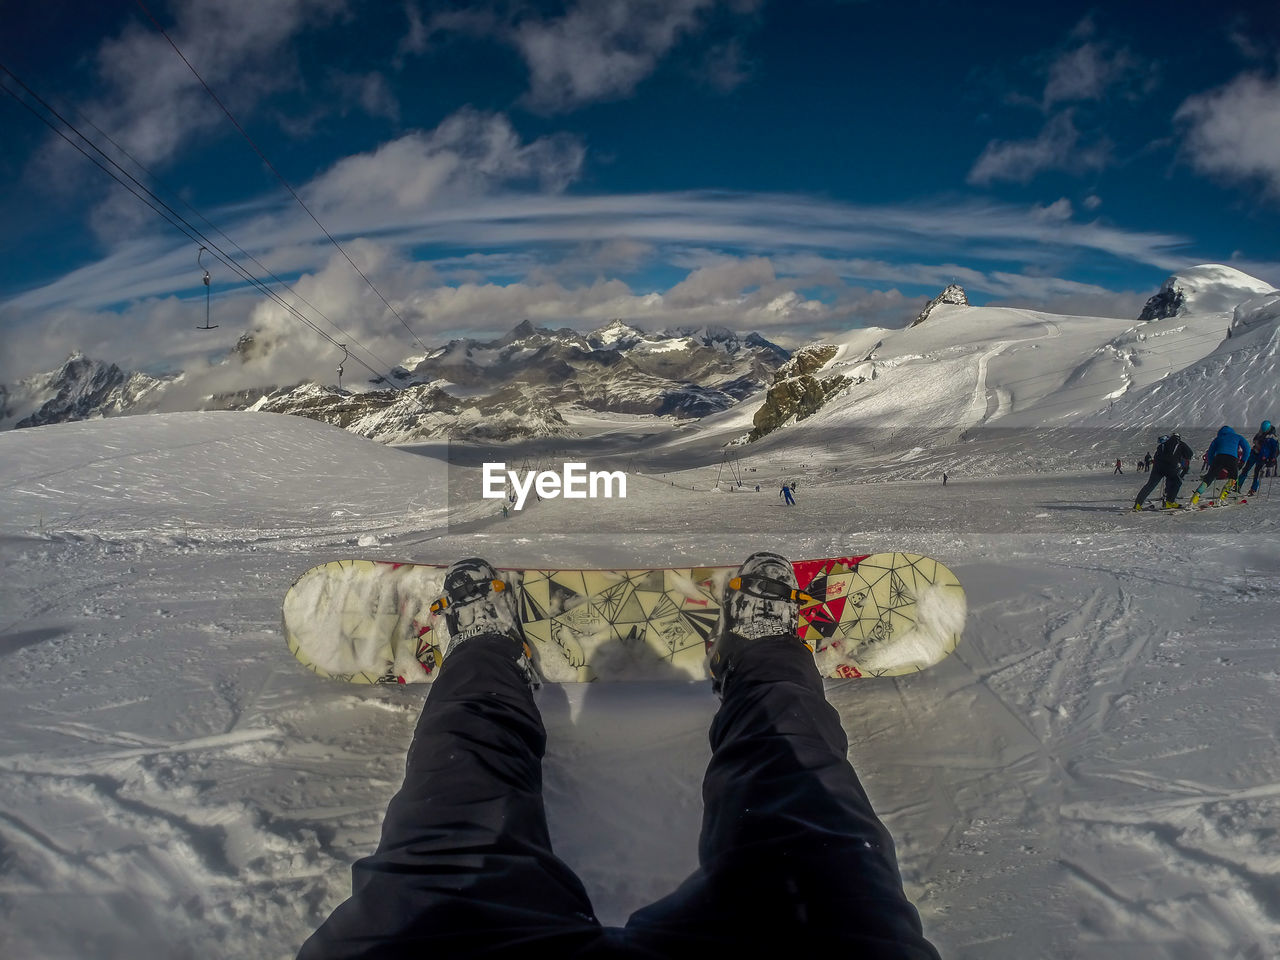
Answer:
[
  {"left": 1143, "top": 452, "right": 1153, "bottom": 472},
  {"left": 1189, "top": 426, "right": 1251, "bottom": 505},
  {"left": 1238, "top": 420, "right": 1278, "bottom": 495},
  {"left": 780, "top": 483, "right": 796, "bottom": 506},
  {"left": 1113, "top": 459, "right": 1123, "bottom": 475},
  {"left": 942, "top": 471, "right": 948, "bottom": 486},
  {"left": 1133, "top": 433, "right": 1193, "bottom": 510}
]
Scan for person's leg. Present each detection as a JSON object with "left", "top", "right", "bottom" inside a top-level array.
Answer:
[
  {"left": 1162, "top": 465, "right": 1183, "bottom": 503},
  {"left": 1247, "top": 459, "right": 1263, "bottom": 493},
  {"left": 626, "top": 637, "right": 940, "bottom": 958},
  {"left": 1134, "top": 469, "right": 1162, "bottom": 506},
  {"left": 298, "top": 634, "right": 603, "bottom": 959}
]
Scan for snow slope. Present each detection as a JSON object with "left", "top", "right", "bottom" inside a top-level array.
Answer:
[
  {"left": 698, "top": 266, "right": 1280, "bottom": 486},
  {"left": 2, "top": 410, "right": 1280, "bottom": 959}
]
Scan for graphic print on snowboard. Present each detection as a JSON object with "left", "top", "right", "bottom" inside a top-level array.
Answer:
[{"left": 282, "top": 554, "right": 966, "bottom": 683}]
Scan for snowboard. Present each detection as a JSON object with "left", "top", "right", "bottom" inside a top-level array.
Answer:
[{"left": 282, "top": 553, "right": 966, "bottom": 684}]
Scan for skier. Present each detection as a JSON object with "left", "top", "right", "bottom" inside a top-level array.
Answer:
[
  {"left": 1113, "top": 459, "right": 1123, "bottom": 475},
  {"left": 297, "top": 555, "right": 941, "bottom": 959},
  {"left": 780, "top": 483, "right": 796, "bottom": 505},
  {"left": 942, "top": 471, "right": 948, "bottom": 486},
  {"left": 1238, "top": 420, "right": 1278, "bottom": 495},
  {"left": 1132, "top": 433, "right": 1193, "bottom": 510},
  {"left": 1189, "top": 425, "right": 1251, "bottom": 505},
  {"left": 1143, "top": 452, "right": 1153, "bottom": 472}
]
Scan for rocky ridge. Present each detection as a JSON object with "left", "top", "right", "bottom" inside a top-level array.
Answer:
[{"left": 910, "top": 283, "right": 968, "bottom": 327}]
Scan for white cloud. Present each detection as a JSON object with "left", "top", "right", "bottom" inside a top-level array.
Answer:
[
  {"left": 85, "top": 0, "right": 348, "bottom": 168},
  {"left": 305, "top": 110, "right": 586, "bottom": 216},
  {"left": 512, "top": 0, "right": 712, "bottom": 111},
  {"left": 1042, "top": 41, "right": 1140, "bottom": 108},
  {"left": 9, "top": 184, "right": 1198, "bottom": 322},
  {"left": 1032, "top": 198, "right": 1074, "bottom": 222},
  {"left": 665, "top": 256, "right": 774, "bottom": 305},
  {"left": 969, "top": 111, "right": 1110, "bottom": 185},
  {"left": 418, "top": 0, "right": 757, "bottom": 112},
  {"left": 1176, "top": 71, "right": 1280, "bottom": 199}
]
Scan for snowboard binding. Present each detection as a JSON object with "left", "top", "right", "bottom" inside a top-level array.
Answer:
[
  {"left": 430, "top": 558, "right": 539, "bottom": 685},
  {"left": 710, "top": 552, "right": 813, "bottom": 695}
]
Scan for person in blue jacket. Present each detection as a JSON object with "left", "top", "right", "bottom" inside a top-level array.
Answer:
[
  {"left": 1238, "top": 420, "right": 1278, "bottom": 495},
  {"left": 1189, "top": 425, "right": 1251, "bottom": 505}
]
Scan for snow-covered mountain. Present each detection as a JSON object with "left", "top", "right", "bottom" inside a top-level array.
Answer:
[
  {"left": 719, "top": 266, "right": 1280, "bottom": 473},
  {"left": 0, "top": 319, "right": 790, "bottom": 442},
  {"left": 0, "top": 353, "right": 172, "bottom": 429},
  {"left": 1136, "top": 263, "right": 1275, "bottom": 321},
  {"left": 6, "top": 266, "right": 1278, "bottom": 454},
  {"left": 393, "top": 319, "right": 788, "bottom": 414}
]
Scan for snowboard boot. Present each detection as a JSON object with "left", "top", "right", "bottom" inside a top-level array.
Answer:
[
  {"left": 430, "top": 558, "right": 539, "bottom": 686},
  {"left": 708, "top": 551, "right": 812, "bottom": 696}
]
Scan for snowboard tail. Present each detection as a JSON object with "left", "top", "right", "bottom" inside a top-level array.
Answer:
[{"left": 282, "top": 554, "right": 966, "bottom": 683}]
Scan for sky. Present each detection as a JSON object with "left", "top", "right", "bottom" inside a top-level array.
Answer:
[{"left": 1, "top": 0, "right": 1278, "bottom": 387}]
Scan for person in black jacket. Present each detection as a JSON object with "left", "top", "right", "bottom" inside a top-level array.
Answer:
[{"left": 1133, "top": 433, "right": 1194, "bottom": 510}]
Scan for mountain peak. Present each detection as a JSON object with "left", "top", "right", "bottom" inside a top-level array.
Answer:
[
  {"left": 586, "top": 318, "right": 646, "bottom": 348},
  {"left": 498, "top": 319, "right": 540, "bottom": 344},
  {"left": 1139, "top": 264, "right": 1276, "bottom": 322},
  {"left": 910, "top": 283, "right": 968, "bottom": 327}
]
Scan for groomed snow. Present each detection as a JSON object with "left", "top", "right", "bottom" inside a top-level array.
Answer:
[{"left": 2, "top": 407, "right": 1279, "bottom": 959}]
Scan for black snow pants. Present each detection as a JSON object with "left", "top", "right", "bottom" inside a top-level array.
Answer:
[
  {"left": 297, "top": 633, "right": 940, "bottom": 959},
  {"left": 1200, "top": 452, "right": 1241, "bottom": 485},
  {"left": 1135, "top": 462, "right": 1183, "bottom": 505}
]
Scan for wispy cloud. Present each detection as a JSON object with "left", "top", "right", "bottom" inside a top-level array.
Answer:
[
  {"left": 970, "top": 22, "right": 1151, "bottom": 186},
  {"left": 1176, "top": 70, "right": 1280, "bottom": 200},
  {"left": 82, "top": 0, "right": 349, "bottom": 169},
  {"left": 414, "top": 0, "right": 759, "bottom": 112},
  {"left": 1042, "top": 39, "right": 1148, "bottom": 110}
]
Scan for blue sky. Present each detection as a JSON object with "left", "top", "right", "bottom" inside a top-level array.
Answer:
[{"left": 1, "top": 0, "right": 1278, "bottom": 383}]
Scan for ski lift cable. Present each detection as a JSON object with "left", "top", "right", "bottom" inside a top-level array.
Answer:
[
  {"left": 0, "top": 79, "right": 400, "bottom": 387},
  {"left": 0, "top": 73, "right": 335, "bottom": 350},
  {"left": 53, "top": 91, "right": 403, "bottom": 376},
  {"left": 132, "top": 0, "right": 434, "bottom": 358},
  {"left": 0, "top": 66, "right": 401, "bottom": 389}
]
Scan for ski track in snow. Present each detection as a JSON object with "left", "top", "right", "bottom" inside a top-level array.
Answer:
[{"left": 1, "top": 412, "right": 1280, "bottom": 958}]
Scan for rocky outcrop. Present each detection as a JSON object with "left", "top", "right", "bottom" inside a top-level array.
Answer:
[
  {"left": 911, "top": 284, "right": 968, "bottom": 327},
  {"left": 1138, "top": 284, "right": 1184, "bottom": 322},
  {"left": 747, "top": 344, "right": 849, "bottom": 442}
]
